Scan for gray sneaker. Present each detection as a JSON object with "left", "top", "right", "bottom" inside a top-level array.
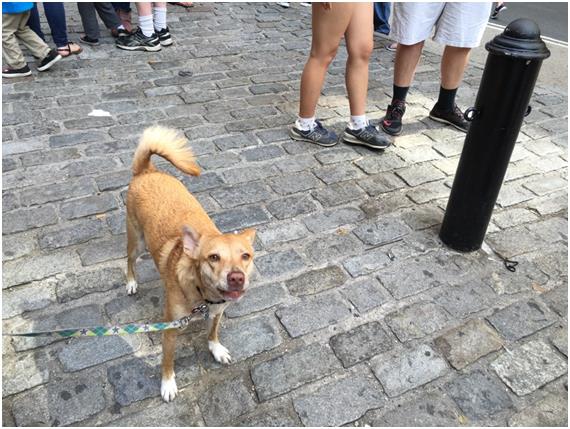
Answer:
[
  {"left": 289, "top": 120, "right": 339, "bottom": 147},
  {"left": 343, "top": 124, "right": 391, "bottom": 149}
]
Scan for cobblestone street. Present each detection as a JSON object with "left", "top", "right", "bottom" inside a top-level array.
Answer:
[{"left": 2, "top": 2, "right": 568, "bottom": 426}]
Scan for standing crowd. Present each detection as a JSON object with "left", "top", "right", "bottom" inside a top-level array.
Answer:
[
  {"left": 3, "top": 1, "right": 494, "bottom": 149},
  {"left": 2, "top": 1, "right": 181, "bottom": 79}
]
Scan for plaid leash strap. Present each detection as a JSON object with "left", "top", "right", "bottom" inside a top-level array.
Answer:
[{"left": 4, "top": 303, "right": 209, "bottom": 338}]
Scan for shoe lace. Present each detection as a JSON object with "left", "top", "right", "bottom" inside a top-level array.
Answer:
[
  {"left": 359, "top": 125, "right": 378, "bottom": 140},
  {"left": 453, "top": 105, "right": 465, "bottom": 120},
  {"left": 388, "top": 101, "right": 405, "bottom": 120}
]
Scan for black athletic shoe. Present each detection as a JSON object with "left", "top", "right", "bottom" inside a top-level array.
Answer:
[
  {"left": 491, "top": 4, "right": 507, "bottom": 19},
  {"left": 156, "top": 27, "right": 173, "bottom": 46},
  {"left": 343, "top": 124, "right": 391, "bottom": 150},
  {"left": 80, "top": 35, "right": 100, "bottom": 45},
  {"left": 2, "top": 64, "right": 32, "bottom": 78},
  {"left": 116, "top": 27, "right": 161, "bottom": 51},
  {"left": 37, "top": 49, "right": 62, "bottom": 72},
  {"left": 381, "top": 100, "right": 406, "bottom": 136},
  {"left": 289, "top": 120, "right": 339, "bottom": 147},
  {"left": 429, "top": 103, "right": 470, "bottom": 133}
]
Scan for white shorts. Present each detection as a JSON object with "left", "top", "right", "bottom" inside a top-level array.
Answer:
[{"left": 391, "top": 2, "right": 492, "bottom": 48}]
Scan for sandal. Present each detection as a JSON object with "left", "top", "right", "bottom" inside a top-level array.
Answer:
[{"left": 57, "top": 42, "right": 82, "bottom": 57}]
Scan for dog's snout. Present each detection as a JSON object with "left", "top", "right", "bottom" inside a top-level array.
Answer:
[{"left": 227, "top": 271, "right": 245, "bottom": 290}]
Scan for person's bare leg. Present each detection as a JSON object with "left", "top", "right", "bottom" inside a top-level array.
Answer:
[
  {"left": 135, "top": 2, "right": 152, "bottom": 16},
  {"left": 393, "top": 41, "right": 424, "bottom": 87},
  {"left": 440, "top": 45, "right": 471, "bottom": 89},
  {"left": 298, "top": 3, "right": 354, "bottom": 118},
  {"left": 344, "top": 2, "right": 373, "bottom": 117}
]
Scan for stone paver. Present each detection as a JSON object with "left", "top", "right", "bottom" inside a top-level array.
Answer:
[
  {"left": 445, "top": 370, "right": 514, "bottom": 421},
  {"left": 385, "top": 301, "right": 450, "bottom": 342},
  {"left": 359, "top": 390, "right": 464, "bottom": 427},
  {"left": 198, "top": 377, "right": 257, "bottom": 426},
  {"left": 330, "top": 321, "right": 393, "bottom": 367},
  {"left": 434, "top": 319, "right": 503, "bottom": 370},
  {"left": 1, "top": 3, "right": 566, "bottom": 426},
  {"left": 491, "top": 340, "right": 567, "bottom": 396},
  {"left": 293, "top": 372, "right": 384, "bottom": 426},
  {"left": 370, "top": 344, "right": 448, "bottom": 397},
  {"left": 508, "top": 394, "right": 568, "bottom": 427},
  {"left": 487, "top": 299, "right": 557, "bottom": 341},
  {"left": 251, "top": 343, "right": 341, "bottom": 401}
]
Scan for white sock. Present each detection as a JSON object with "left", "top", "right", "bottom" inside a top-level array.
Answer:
[
  {"left": 296, "top": 116, "right": 316, "bottom": 131},
  {"left": 153, "top": 7, "right": 167, "bottom": 31},
  {"left": 348, "top": 115, "right": 368, "bottom": 130},
  {"left": 139, "top": 14, "right": 154, "bottom": 37}
]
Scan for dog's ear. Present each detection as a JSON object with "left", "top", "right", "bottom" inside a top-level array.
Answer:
[
  {"left": 239, "top": 228, "right": 256, "bottom": 244},
  {"left": 182, "top": 225, "right": 201, "bottom": 257}
]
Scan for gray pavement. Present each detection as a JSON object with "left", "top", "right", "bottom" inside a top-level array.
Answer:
[{"left": 2, "top": 2, "right": 568, "bottom": 427}]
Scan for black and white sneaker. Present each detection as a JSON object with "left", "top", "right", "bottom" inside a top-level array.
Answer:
[
  {"left": 2, "top": 64, "right": 32, "bottom": 78},
  {"left": 156, "top": 27, "right": 173, "bottom": 46},
  {"left": 289, "top": 120, "right": 338, "bottom": 147},
  {"left": 37, "top": 49, "right": 62, "bottom": 72},
  {"left": 429, "top": 104, "right": 470, "bottom": 133},
  {"left": 116, "top": 28, "right": 161, "bottom": 51},
  {"left": 343, "top": 124, "right": 391, "bottom": 150}
]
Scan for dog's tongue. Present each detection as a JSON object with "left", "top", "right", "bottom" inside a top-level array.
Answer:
[{"left": 224, "top": 290, "right": 242, "bottom": 300}]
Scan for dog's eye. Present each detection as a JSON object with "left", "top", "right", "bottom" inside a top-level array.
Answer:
[
  {"left": 242, "top": 253, "right": 251, "bottom": 261},
  {"left": 208, "top": 254, "right": 220, "bottom": 262}
]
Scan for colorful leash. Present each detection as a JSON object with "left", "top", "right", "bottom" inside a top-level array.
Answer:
[{"left": 3, "top": 303, "right": 210, "bottom": 338}]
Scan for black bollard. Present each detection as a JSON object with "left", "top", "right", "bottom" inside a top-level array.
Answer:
[{"left": 439, "top": 19, "right": 551, "bottom": 252}]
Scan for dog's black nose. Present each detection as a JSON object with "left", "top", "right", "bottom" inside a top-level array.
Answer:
[{"left": 227, "top": 271, "right": 245, "bottom": 290}]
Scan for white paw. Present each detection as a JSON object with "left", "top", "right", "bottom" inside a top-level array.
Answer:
[
  {"left": 161, "top": 376, "right": 178, "bottom": 402},
  {"left": 209, "top": 341, "right": 232, "bottom": 364},
  {"left": 126, "top": 279, "right": 138, "bottom": 295}
]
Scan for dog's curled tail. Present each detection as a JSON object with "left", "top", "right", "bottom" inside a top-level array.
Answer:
[{"left": 132, "top": 126, "right": 201, "bottom": 177}]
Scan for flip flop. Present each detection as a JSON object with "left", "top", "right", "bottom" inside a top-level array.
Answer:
[{"left": 57, "top": 42, "right": 82, "bottom": 57}]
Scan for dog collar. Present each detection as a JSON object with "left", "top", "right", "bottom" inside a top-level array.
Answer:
[
  {"left": 204, "top": 298, "right": 227, "bottom": 305},
  {"left": 197, "top": 286, "right": 226, "bottom": 305}
]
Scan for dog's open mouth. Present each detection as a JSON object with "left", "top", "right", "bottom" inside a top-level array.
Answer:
[{"left": 218, "top": 289, "right": 244, "bottom": 300}]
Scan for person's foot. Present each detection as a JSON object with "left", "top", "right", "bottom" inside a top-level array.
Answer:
[
  {"left": 2, "top": 64, "right": 32, "bottom": 78},
  {"left": 116, "top": 28, "right": 161, "bottom": 52},
  {"left": 56, "top": 42, "right": 82, "bottom": 57},
  {"left": 37, "top": 50, "right": 62, "bottom": 72},
  {"left": 343, "top": 124, "right": 391, "bottom": 150},
  {"left": 289, "top": 120, "right": 338, "bottom": 147},
  {"left": 381, "top": 100, "right": 406, "bottom": 136},
  {"left": 385, "top": 42, "right": 397, "bottom": 52},
  {"left": 491, "top": 3, "right": 507, "bottom": 19},
  {"left": 117, "top": 10, "right": 133, "bottom": 33},
  {"left": 277, "top": 2, "right": 290, "bottom": 7},
  {"left": 156, "top": 27, "right": 173, "bottom": 46},
  {"left": 300, "top": 2, "right": 311, "bottom": 6},
  {"left": 111, "top": 27, "right": 131, "bottom": 38},
  {"left": 429, "top": 103, "right": 470, "bottom": 133},
  {"left": 80, "top": 35, "right": 100, "bottom": 46}
]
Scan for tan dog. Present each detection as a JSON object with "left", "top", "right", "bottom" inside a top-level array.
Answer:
[{"left": 125, "top": 126, "right": 256, "bottom": 402}]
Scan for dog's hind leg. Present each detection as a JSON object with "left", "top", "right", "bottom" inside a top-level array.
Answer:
[
  {"left": 126, "top": 215, "right": 145, "bottom": 296},
  {"left": 208, "top": 312, "right": 232, "bottom": 364}
]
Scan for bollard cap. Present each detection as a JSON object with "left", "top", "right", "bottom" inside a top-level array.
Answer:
[{"left": 486, "top": 18, "right": 551, "bottom": 60}]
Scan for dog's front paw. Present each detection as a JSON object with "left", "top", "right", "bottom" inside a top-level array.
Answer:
[
  {"left": 209, "top": 340, "right": 232, "bottom": 364},
  {"left": 161, "top": 376, "right": 178, "bottom": 402},
  {"left": 126, "top": 279, "right": 138, "bottom": 296}
]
